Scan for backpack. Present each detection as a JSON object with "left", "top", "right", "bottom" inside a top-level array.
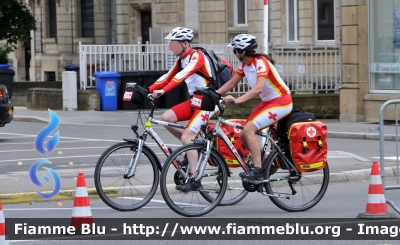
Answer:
[
  {"left": 287, "top": 121, "right": 328, "bottom": 172},
  {"left": 277, "top": 110, "right": 316, "bottom": 137},
  {"left": 178, "top": 47, "right": 233, "bottom": 90},
  {"left": 207, "top": 119, "right": 249, "bottom": 168}
]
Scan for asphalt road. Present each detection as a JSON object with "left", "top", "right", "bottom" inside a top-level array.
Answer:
[
  {"left": 1, "top": 119, "right": 399, "bottom": 206},
  {"left": 3, "top": 179, "right": 400, "bottom": 244},
  {"left": 1, "top": 119, "right": 400, "bottom": 194},
  {"left": 2, "top": 119, "right": 400, "bottom": 244}
]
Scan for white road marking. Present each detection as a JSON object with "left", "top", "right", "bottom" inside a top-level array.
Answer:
[
  {"left": 0, "top": 150, "right": 367, "bottom": 163},
  {"left": 327, "top": 151, "right": 370, "bottom": 161},
  {"left": 0, "top": 146, "right": 117, "bottom": 153}
]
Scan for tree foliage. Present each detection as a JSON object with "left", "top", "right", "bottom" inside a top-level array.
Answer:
[{"left": 0, "top": 0, "right": 36, "bottom": 53}]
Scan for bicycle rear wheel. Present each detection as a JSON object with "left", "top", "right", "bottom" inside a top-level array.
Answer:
[
  {"left": 219, "top": 165, "right": 248, "bottom": 206},
  {"left": 264, "top": 149, "right": 329, "bottom": 212},
  {"left": 94, "top": 141, "right": 159, "bottom": 211},
  {"left": 160, "top": 144, "right": 228, "bottom": 217},
  {"left": 205, "top": 155, "right": 247, "bottom": 206}
]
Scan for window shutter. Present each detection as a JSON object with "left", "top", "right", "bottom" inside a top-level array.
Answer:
[
  {"left": 184, "top": 0, "right": 199, "bottom": 30},
  {"left": 82, "top": 0, "right": 94, "bottom": 38},
  {"left": 49, "top": 0, "right": 57, "bottom": 38}
]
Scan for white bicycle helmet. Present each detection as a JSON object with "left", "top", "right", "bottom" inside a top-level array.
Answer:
[
  {"left": 164, "top": 27, "right": 194, "bottom": 42},
  {"left": 228, "top": 34, "right": 258, "bottom": 51}
]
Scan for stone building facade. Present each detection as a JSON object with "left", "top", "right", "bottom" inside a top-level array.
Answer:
[
  {"left": 19, "top": 0, "right": 340, "bottom": 83},
  {"left": 18, "top": 0, "right": 396, "bottom": 122}
]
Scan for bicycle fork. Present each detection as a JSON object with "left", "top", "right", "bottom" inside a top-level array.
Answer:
[
  {"left": 193, "top": 140, "right": 214, "bottom": 182},
  {"left": 124, "top": 138, "right": 145, "bottom": 179}
]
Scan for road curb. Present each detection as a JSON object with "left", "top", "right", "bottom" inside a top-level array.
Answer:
[
  {"left": 0, "top": 188, "right": 107, "bottom": 204},
  {"left": 13, "top": 115, "right": 48, "bottom": 123},
  {"left": 328, "top": 131, "right": 400, "bottom": 141}
]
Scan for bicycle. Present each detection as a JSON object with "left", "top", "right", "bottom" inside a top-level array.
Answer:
[
  {"left": 94, "top": 84, "right": 247, "bottom": 212},
  {"left": 159, "top": 87, "right": 330, "bottom": 217}
]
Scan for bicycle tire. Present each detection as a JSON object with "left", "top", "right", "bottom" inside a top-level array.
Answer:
[
  {"left": 160, "top": 143, "right": 228, "bottom": 217},
  {"left": 263, "top": 149, "right": 329, "bottom": 212},
  {"left": 94, "top": 141, "right": 159, "bottom": 211},
  {"left": 205, "top": 155, "right": 248, "bottom": 206}
]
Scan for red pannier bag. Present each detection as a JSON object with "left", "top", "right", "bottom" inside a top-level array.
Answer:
[
  {"left": 207, "top": 119, "right": 249, "bottom": 168},
  {"left": 288, "top": 121, "right": 328, "bottom": 172}
]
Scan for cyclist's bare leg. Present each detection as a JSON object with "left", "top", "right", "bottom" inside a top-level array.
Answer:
[
  {"left": 160, "top": 110, "right": 184, "bottom": 139},
  {"left": 240, "top": 122, "right": 262, "bottom": 168},
  {"left": 181, "top": 128, "right": 198, "bottom": 175}
]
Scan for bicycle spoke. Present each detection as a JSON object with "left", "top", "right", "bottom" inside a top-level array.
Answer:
[
  {"left": 94, "top": 142, "right": 159, "bottom": 211},
  {"left": 264, "top": 150, "right": 329, "bottom": 212},
  {"left": 160, "top": 144, "right": 228, "bottom": 217}
]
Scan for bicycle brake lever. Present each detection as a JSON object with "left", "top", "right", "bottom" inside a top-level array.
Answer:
[{"left": 131, "top": 125, "right": 140, "bottom": 138}]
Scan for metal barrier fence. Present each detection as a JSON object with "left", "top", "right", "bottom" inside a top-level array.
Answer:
[
  {"left": 269, "top": 46, "right": 341, "bottom": 94},
  {"left": 375, "top": 99, "right": 400, "bottom": 213},
  {"left": 79, "top": 42, "right": 341, "bottom": 94}
]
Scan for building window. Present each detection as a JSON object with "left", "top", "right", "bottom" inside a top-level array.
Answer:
[
  {"left": 185, "top": 0, "right": 199, "bottom": 30},
  {"left": 81, "top": 0, "right": 94, "bottom": 38},
  {"left": 234, "top": 0, "right": 248, "bottom": 26},
  {"left": 287, "top": 0, "right": 299, "bottom": 42},
  {"left": 369, "top": 0, "right": 400, "bottom": 91},
  {"left": 49, "top": 0, "right": 57, "bottom": 38},
  {"left": 315, "top": 0, "right": 334, "bottom": 41}
]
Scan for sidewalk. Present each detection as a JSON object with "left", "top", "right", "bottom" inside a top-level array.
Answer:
[{"left": 1, "top": 106, "right": 399, "bottom": 204}]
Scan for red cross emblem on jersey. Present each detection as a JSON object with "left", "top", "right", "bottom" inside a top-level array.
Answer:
[
  {"left": 307, "top": 127, "right": 316, "bottom": 137},
  {"left": 191, "top": 56, "right": 198, "bottom": 61},
  {"left": 257, "top": 66, "right": 263, "bottom": 71},
  {"left": 201, "top": 114, "right": 209, "bottom": 122},
  {"left": 268, "top": 111, "right": 278, "bottom": 121}
]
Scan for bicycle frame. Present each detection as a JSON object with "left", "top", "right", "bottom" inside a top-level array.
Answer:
[
  {"left": 124, "top": 95, "right": 188, "bottom": 178},
  {"left": 192, "top": 98, "right": 301, "bottom": 184}
]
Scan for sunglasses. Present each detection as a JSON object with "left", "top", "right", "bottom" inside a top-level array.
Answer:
[{"left": 233, "top": 49, "right": 244, "bottom": 54}]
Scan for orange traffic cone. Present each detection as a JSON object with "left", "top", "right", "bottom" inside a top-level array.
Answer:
[
  {"left": 357, "top": 162, "right": 397, "bottom": 218},
  {"left": 0, "top": 199, "right": 9, "bottom": 245},
  {"left": 70, "top": 173, "right": 93, "bottom": 231}
]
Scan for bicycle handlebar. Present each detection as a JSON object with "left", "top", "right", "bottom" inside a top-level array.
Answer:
[{"left": 147, "top": 93, "right": 162, "bottom": 100}]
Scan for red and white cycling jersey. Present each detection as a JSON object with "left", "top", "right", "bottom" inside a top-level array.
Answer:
[
  {"left": 148, "top": 47, "right": 218, "bottom": 134},
  {"left": 236, "top": 56, "right": 290, "bottom": 101},
  {"left": 149, "top": 48, "right": 212, "bottom": 95}
]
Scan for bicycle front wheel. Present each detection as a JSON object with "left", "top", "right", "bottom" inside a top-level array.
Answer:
[
  {"left": 207, "top": 155, "right": 248, "bottom": 206},
  {"left": 94, "top": 141, "right": 159, "bottom": 211},
  {"left": 219, "top": 165, "right": 248, "bottom": 205},
  {"left": 160, "top": 144, "right": 228, "bottom": 217},
  {"left": 264, "top": 150, "right": 329, "bottom": 212}
]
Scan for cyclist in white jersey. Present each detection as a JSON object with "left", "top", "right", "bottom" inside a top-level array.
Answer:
[{"left": 149, "top": 27, "right": 217, "bottom": 192}]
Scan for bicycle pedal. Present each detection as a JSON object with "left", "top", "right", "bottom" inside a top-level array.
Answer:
[{"left": 257, "top": 182, "right": 264, "bottom": 192}]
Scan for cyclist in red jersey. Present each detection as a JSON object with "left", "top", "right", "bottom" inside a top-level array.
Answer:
[
  {"left": 149, "top": 27, "right": 217, "bottom": 192},
  {"left": 216, "top": 34, "right": 293, "bottom": 181}
]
